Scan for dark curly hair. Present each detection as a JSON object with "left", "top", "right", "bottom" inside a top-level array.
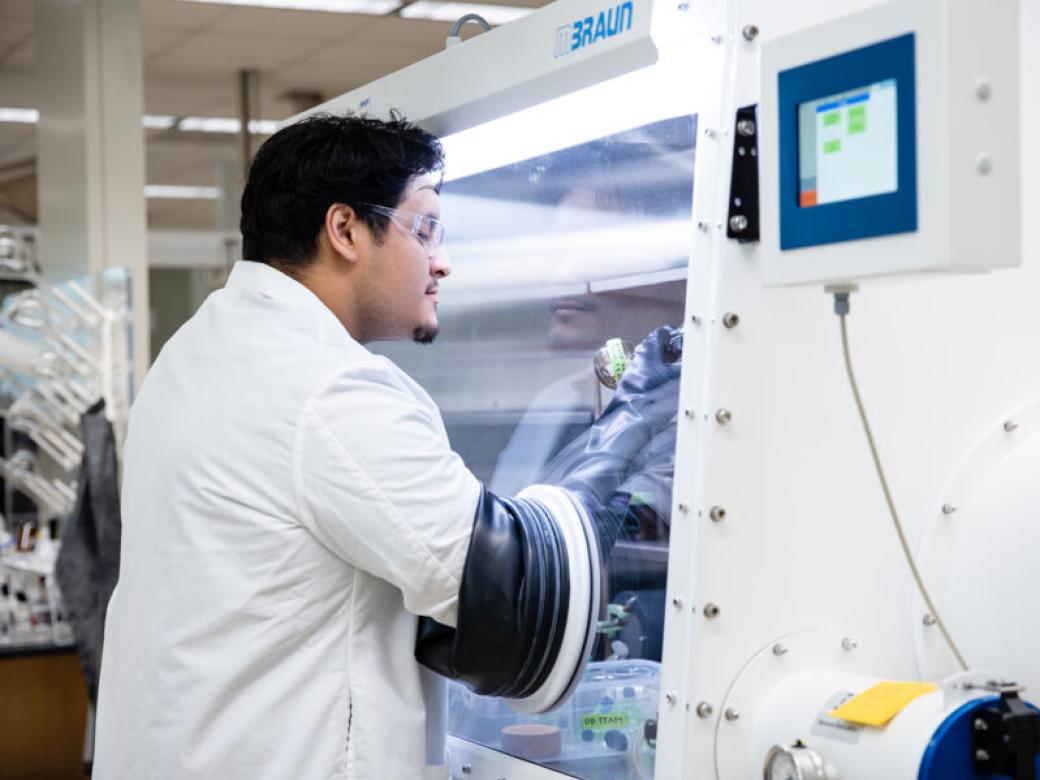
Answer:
[{"left": 240, "top": 112, "right": 443, "bottom": 268}]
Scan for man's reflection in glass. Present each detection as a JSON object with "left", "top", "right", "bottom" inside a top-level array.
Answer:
[{"left": 489, "top": 183, "right": 686, "bottom": 662}]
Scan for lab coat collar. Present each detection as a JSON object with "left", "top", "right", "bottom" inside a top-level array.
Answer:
[
  {"left": 226, "top": 260, "right": 322, "bottom": 309},
  {"left": 226, "top": 260, "right": 353, "bottom": 341}
]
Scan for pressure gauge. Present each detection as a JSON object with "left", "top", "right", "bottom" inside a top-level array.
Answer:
[{"left": 763, "top": 742, "right": 838, "bottom": 780}]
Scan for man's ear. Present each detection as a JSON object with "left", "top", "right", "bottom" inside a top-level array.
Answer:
[{"left": 324, "top": 203, "right": 363, "bottom": 264}]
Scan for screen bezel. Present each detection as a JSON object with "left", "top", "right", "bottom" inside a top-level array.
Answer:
[{"left": 777, "top": 33, "right": 917, "bottom": 251}]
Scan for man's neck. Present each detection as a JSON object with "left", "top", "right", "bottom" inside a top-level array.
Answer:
[{"left": 288, "top": 262, "right": 367, "bottom": 343}]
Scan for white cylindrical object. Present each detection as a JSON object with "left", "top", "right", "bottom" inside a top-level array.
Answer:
[{"left": 722, "top": 668, "right": 999, "bottom": 780}]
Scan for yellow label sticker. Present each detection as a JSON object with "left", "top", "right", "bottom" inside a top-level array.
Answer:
[{"left": 828, "top": 681, "right": 938, "bottom": 727}]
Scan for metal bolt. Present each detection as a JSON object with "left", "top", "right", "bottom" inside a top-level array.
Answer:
[
  {"left": 772, "top": 643, "right": 788, "bottom": 656},
  {"left": 729, "top": 214, "right": 748, "bottom": 233},
  {"left": 842, "top": 637, "right": 858, "bottom": 651},
  {"left": 696, "top": 701, "right": 714, "bottom": 718},
  {"left": 704, "top": 127, "right": 717, "bottom": 139},
  {"left": 461, "top": 764, "right": 472, "bottom": 775},
  {"left": 977, "top": 153, "right": 993, "bottom": 175},
  {"left": 1004, "top": 420, "right": 1019, "bottom": 433},
  {"left": 711, "top": 34, "right": 723, "bottom": 44},
  {"left": 742, "top": 24, "right": 759, "bottom": 41},
  {"left": 724, "top": 708, "right": 740, "bottom": 721},
  {"left": 672, "top": 596, "right": 683, "bottom": 609},
  {"left": 942, "top": 504, "right": 957, "bottom": 515},
  {"left": 709, "top": 505, "right": 726, "bottom": 522},
  {"left": 722, "top": 312, "right": 740, "bottom": 329},
  {"left": 715, "top": 408, "right": 732, "bottom": 425},
  {"left": 736, "top": 119, "right": 756, "bottom": 137},
  {"left": 975, "top": 79, "right": 992, "bottom": 101},
  {"left": 665, "top": 692, "right": 678, "bottom": 705},
  {"left": 677, "top": 1, "right": 689, "bottom": 9},
  {"left": 678, "top": 502, "right": 690, "bottom": 513},
  {"left": 976, "top": 749, "right": 991, "bottom": 763},
  {"left": 697, "top": 221, "right": 709, "bottom": 232},
  {"left": 684, "top": 408, "right": 695, "bottom": 418},
  {"left": 974, "top": 718, "right": 989, "bottom": 732},
  {"left": 703, "top": 602, "right": 720, "bottom": 618},
  {"left": 923, "top": 613, "right": 938, "bottom": 626}
]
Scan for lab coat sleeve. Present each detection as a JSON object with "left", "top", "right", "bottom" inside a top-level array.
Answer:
[{"left": 294, "top": 361, "right": 481, "bottom": 627}]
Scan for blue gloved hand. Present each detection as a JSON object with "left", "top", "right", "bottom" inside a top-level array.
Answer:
[
  {"left": 606, "top": 326, "right": 683, "bottom": 401},
  {"left": 537, "top": 326, "right": 682, "bottom": 545}
]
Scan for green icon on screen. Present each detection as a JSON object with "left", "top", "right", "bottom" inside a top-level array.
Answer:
[
  {"left": 823, "top": 139, "right": 842, "bottom": 154},
  {"left": 848, "top": 105, "right": 866, "bottom": 134}
]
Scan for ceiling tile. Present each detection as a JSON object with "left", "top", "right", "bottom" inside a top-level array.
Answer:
[
  {"left": 141, "top": 0, "right": 230, "bottom": 30},
  {"left": 143, "top": 28, "right": 188, "bottom": 59},
  {"left": 300, "top": 36, "right": 440, "bottom": 71},
  {"left": 267, "top": 42, "right": 446, "bottom": 101},
  {"left": 0, "top": 36, "right": 33, "bottom": 69},
  {"left": 0, "top": 22, "right": 31, "bottom": 46},
  {"left": 147, "top": 145, "right": 226, "bottom": 183},
  {"left": 0, "top": 68, "right": 35, "bottom": 105},
  {"left": 0, "top": 0, "right": 34, "bottom": 24},
  {"left": 147, "top": 198, "right": 219, "bottom": 230},
  {"left": 0, "top": 126, "right": 35, "bottom": 168},
  {"left": 149, "top": 30, "right": 325, "bottom": 75},
  {"left": 206, "top": 7, "right": 378, "bottom": 39},
  {"left": 351, "top": 16, "right": 452, "bottom": 45},
  {"left": 145, "top": 75, "right": 239, "bottom": 116}
]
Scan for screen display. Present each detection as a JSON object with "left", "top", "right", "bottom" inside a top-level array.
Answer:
[{"left": 797, "top": 79, "right": 898, "bottom": 207}]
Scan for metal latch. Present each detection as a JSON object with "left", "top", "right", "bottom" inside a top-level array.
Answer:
[
  {"left": 973, "top": 690, "right": 1040, "bottom": 780},
  {"left": 726, "top": 104, "right": 759, "bottom": 243}
]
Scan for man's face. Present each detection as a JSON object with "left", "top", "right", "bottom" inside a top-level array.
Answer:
[{"left": 361, "top": 174, "right": 451, "bottom": 343}]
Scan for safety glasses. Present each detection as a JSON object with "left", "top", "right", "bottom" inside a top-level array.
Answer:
[{"left": 357, "top": 203, "right": 446, "bottom": 256}]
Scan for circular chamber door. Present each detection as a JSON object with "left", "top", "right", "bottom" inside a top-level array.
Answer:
[{"left": 914, "top": 400, "right": 1040, "bottom": 692}]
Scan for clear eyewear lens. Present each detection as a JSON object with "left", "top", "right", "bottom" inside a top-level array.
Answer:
[
  {"left": 359, "top": 203, "right": 445, "bottom": 255},
  {"left": 408, "top": 214, "right": 445, "bottom": 253}
]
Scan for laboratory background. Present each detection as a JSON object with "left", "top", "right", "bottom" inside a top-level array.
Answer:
[{"left": 1, "top": 0, "right": 1039, "bottom": 778}]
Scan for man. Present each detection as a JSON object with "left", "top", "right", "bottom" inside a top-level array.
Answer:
[{"left": 94, "top": 113, "right": 679, "bottom": 779}]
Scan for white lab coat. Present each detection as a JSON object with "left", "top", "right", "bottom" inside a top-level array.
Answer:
[{"left": 94, "top": 261, "right": 481, "bottom": 779}]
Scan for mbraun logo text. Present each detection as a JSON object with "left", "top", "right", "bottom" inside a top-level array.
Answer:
[{"left": 553, "top": 1, "right": 634, "bottom": 58}]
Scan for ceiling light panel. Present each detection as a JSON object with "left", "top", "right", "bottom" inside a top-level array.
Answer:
[
  {"left": 0, "top": 110, "right": 246, "bottom": 134},
  {"left": 142, "top": 115, "right": 177, "bottom": 130},
  {"left": 177, "top": 116, "right": 242, "bottom": 133},
  {"left": 177, "top": 0, "right": 403, "bottom": 14},
  {"left": 145, "top": 185, "right": 223, "bottom": 199},
  {"left": 0, "top": 108, "right": 39, "bottom": 124},
  {"left": 177, "top": 117, "right": 279, "bottom": 134},
  {"left": 400, "top": 1, "right": 532, "bottom": 25}
]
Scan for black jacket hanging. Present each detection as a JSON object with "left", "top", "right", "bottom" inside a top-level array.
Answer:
[{"left": 55, "top": 398, "right": 121, "bottom": 704}]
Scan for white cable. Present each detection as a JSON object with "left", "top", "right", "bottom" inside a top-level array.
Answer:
[{"left": 838, "top": 309, "right": 969, "bottom": 672}]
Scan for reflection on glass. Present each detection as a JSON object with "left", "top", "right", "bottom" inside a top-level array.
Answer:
[{"left": 373, "top": 114, "right": 696, "bottom": 778}]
